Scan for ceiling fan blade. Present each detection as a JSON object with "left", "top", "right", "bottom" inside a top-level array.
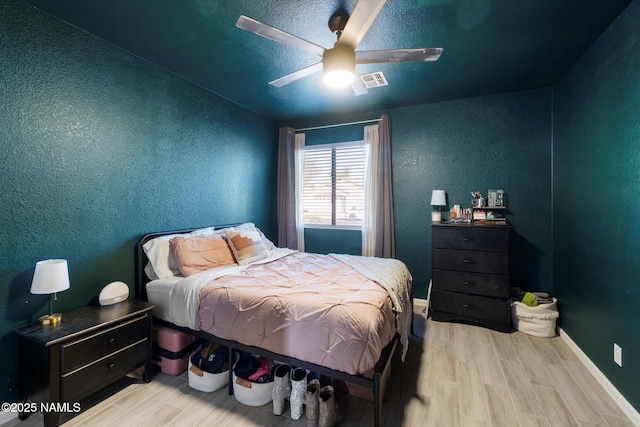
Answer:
[
  {"left": 337, "top": 0, "right": 386, "bottom": 49},
  {"left": 269, "top": 62, "right": 324, "bottom": 87},
  {"left": 351, "top": 75, "right": 368, "bottom": 96},
  {"left": 355, "top": 48, "right": 443, "bottom": 64},
  {"left": 236, "top": 15, "right": 326, "bottom": 57}
]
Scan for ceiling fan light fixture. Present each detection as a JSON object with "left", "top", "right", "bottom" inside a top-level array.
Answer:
[
  {"left": 322, "top": 45, "right": 356, "bottom": 87},
  {"left": 324, "top": 69, "right": 355, "bottom": 87}
]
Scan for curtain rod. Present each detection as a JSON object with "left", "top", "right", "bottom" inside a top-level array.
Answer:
[{"left": 291, "top": 118, "right": 381, "bottom": 133}]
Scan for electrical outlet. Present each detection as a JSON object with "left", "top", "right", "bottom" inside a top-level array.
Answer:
[{"left": 614, "top": 343, "right": 622, "bottom": 367}]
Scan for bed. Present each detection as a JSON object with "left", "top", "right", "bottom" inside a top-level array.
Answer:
[{"left": 134, "top": 223, "right": 412, "bottom": 426}]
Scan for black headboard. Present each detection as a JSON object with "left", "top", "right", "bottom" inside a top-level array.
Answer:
[{"left": 134, "top": 224, "right": 240, "bottom": 302}]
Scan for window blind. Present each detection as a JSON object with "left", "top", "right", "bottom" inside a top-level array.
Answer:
[{"left": 302, "top": 142, "right": 364, "bottom": 227}]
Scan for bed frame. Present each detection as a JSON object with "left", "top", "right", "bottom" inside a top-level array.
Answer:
[{"left": 135, "top": 226, "right": 399, "bottom": 427}]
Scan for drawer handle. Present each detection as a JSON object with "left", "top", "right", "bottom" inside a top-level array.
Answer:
[
  {"left": 108, "top": 337, "right": 116, "bottom": 344},
  {"left": 462, "top": 259, "right": 475, "bottom": 264},
  {"left": 463, "top": 303, "right": 477, "bottom": 310},
  {"left": 463, "top": 281, "right": 476, "bottom": 286},
  {"left": 462, "top": 237, "right": 476, "bottom": 242},
  {"left": 108, "top": 363, "right": 116, "bottom": 370}
]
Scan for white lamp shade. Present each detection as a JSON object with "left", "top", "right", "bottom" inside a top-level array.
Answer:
[
  {"left": 322, "top": 45, "right": 356, "bottom": 88},
  {"left": 31, "top": 259, "right": 70, "bottom": 294},
  {"left": 430, "top": 190, "right": 447, "bottom": 206}
]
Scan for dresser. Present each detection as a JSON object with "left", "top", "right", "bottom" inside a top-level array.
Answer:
[
  {"left": 431, "top": 223, "right": 512, "bottom": 332},
  {"left": 14, "top": 300, "right": 155, "bottom": 427}
]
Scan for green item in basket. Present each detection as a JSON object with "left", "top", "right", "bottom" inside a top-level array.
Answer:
[{"left": 522, "top": 292, "right": 539, "bottom": 307}]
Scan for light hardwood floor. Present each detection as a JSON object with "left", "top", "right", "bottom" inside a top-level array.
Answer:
[{"left": 5, "top": 303, "right": 635, "bottom": 427}]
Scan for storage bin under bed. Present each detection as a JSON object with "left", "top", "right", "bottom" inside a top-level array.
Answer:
[{"left": 151, "top": 325, "right": 200, "bottom": 375}]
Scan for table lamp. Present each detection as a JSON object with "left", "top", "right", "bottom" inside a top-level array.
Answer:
[
  {"left": 430, "top": 190, "right": 447, "bottom": 222},
  {"left": 31, "top": 259, "right": 70, "bottom": 325}
]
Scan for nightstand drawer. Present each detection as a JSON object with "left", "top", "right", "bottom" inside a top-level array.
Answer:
[
  {"left": 432, "top": 249, "right": 509, "bottom": 274},
  {"left": 431, "top": 290, "right": 510, "bottom": 324},
  {"left": 433, "top": 226, "right": 509, "bottom": 252},
  {"left": 432, "top": 269, "right": 509, "bottom": 298},
  {"left": 61, "top": 315, "right": 149, "bottom": 373},
  {"left": 61, "top": 340, "right": 148, "bottom": 402}
]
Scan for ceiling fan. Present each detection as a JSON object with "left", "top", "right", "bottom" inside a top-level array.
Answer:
[{"left": 236, "top": 0, "right": 443, "bottom": 96}]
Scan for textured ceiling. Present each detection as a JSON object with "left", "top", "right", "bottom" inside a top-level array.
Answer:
[{"left": 22, "top": 0, "right": 633, "bottom": 122}]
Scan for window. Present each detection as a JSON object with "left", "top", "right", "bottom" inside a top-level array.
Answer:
[{"left": 301, "top": 141, "right": 365, "bottom": 228}]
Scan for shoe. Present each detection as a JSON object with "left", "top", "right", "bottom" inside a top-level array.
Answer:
[
  {"left": 318, "top": 385, "right": 336, "bottom": 427},
  {"left": 305, "top": 379, "right": 320, "bottom": 427},
  {"left": 272, "top": 364, "right": 291, "bottom": 416},
  {"left": 290, "top": 368, "right": 307, "bottom": 420}
]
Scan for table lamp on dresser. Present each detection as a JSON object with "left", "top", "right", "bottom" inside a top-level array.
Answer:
[
  {"left": 30, "top": 259, "right": 70, "bottom": 325},
  {"left": 430, "top": 190, "right": 447, "bottom": 222}
]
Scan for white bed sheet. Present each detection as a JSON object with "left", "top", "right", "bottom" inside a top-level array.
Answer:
[{"left": 146, "top": 277, "right": 181, "bottom": 322}]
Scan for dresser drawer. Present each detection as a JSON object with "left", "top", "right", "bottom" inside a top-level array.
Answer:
[
  {"left": 432, "top": 269, "right": 509, "bottom": 298},
  {"left": 432, "top": 248, "right": 509, "bottom": 275},
  {"left": 61, "top": 340, "right": 148, "bottom": 402},
  {"left": 431, "top": 290, "right": 510, "bottom": 325},
  {"left": 432, "top": 226, "right": 509, "bottom": 252},
  {"left": 61, "top": 315, "right": 149, "bottom": 373}
]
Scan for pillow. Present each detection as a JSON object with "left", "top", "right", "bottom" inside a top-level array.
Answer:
[
  {"left": 169, "top": 234, "right": 236, "bottom": 277},
  {"left": 225, "top": 229, "right": 269, "bottom": 265},
  {"left": 144, "top": 262, "right": 159, "bottom": 281},
  {"left": 142, "top": 232, "right": 189, "bottom": 279},
  {"left": 142, "top": 226, "right": 213, "bottom": 279},
  {"left": 142, "top": 224, "right": 274, "bottom": 279}
]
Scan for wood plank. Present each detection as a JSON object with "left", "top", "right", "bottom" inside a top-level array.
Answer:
[
  {"left": 527, "top": 335, "right": 566, "bottom": 366},
  {"left": 475, "top": 342, "right": 507, "bottom": 387},
  {"left": 500, "top": 359, "right": 544, "bottom": 417},
  {"left": 545, "top": 364, "right": 607, "bottom": 425},
  {"left": 563, "top": 361, "right": 627, "bottom": 418},
  {"left": 490, "top": 330, "right": 518, "bottom": 361},
  {"left": 512, "top": 342, "right": 556, "bottom": 388},
  {"left": 517, "top": 413, "right": 552, "bottom": 427},
  {"left": 429, "top": 380, "right": 460, "bottom": 427},
  {"left": 532, "top": 384, "right": 579, "bottom": 427},
  {"left": 484, "top": 384, "right": 518, "bottom": 427},
  {"left": 457, "top": 360, "right": 488, "bottom": 422}
]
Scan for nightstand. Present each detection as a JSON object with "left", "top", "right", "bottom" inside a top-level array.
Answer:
[{"left": 14, "top": 300, "right": 156, "bottom": 427}]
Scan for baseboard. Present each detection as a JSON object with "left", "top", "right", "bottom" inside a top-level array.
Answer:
[
  {"left": 558, "top": 327, "right": 640, "bottom": 426},
  {"left": 414, "top": 297, "right": 427, "bottom": 306},
  {"left": 0, "top": 410, "right": 18, "bottom": 425}
]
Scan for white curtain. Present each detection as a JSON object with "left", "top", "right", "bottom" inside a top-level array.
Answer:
[
  {"left": 363, "top": 125, "right": 379, "bottom": 257},
  {"left": 294, "top": 133, "right": 305, "bottom": 251},
  {"left": 362, "top": 114, "right": 395, "bottom": 258}
]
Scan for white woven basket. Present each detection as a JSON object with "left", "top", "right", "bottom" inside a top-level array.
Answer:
[{"left": 511, "top": 297, "right": 559, "bottom": 338}]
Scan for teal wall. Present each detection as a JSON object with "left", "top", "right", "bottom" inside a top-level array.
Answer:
[
  {"left": 553, "top": 0, "right": 640, "bottom": 411},
  {"left": 290, "top": 88, "right": 553, "bottom": 299},
  {"left": 303, "top": 228, "right": 362, "bottom": 255},
  {"left": 0, "top": 0, "right": 277, "bottom": 404},
  {"left": 391, "top": 90, "right": 553, "bottom": 298}
]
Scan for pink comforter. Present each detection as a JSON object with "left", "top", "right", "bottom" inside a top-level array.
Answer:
[{"left": 195, "top": 251, "right": 397, "bottom": 375}]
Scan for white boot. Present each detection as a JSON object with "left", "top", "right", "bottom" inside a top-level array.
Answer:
[
  {"left": 290, "top": 368, "right": 307, "bottom": 420},
  {"left": 272, "top": 364, "right": 291, "bottom": 416},
  {"left": 305, "top": 379, "right": 320, "bottom": 427},
  {"left": 318, "top": 385, "right": 336, "bottom": 427}
]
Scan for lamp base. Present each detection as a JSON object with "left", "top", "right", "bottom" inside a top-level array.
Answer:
[
  {"left": 38, "top": 313, "right": 63, "bottom": 325},
  {"left": 431, "top": 211, "right": 442, "bottom": 222}
]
